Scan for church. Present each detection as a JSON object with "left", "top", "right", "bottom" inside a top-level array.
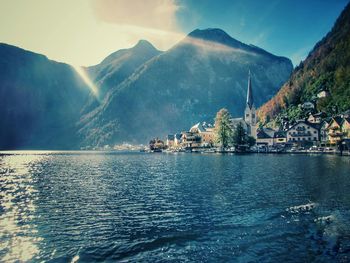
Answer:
[{"left": 230, "top": 71, "right": 257, "bottom": 139}]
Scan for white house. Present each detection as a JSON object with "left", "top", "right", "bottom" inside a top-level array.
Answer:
[{"left": 286, "top": 120, "right": 320, "bottom": 144}]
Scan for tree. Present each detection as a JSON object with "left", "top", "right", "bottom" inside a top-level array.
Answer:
[
  {"left": 214, "top": 108, "right": 233, "bottom": 148},
  {"left": 246, "top": 136, "right": 256, "bottom": 147},
  {"left": 232, "top": 122, "right": 246, "bottom": 146}
]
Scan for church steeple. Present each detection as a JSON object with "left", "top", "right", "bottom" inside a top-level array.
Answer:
[
  {"left": 244, "top": 70, "right": 257, "bottom": 138},
  {"left": 246, "top": 70, "right": 254, "bottom": 109}
]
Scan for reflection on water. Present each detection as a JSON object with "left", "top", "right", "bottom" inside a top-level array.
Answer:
[
  {"left": 0, "top": 152, "right": 349, "bottom": 262},
  {"left": 0, "top": 154, "right": 46, "bottom": 262}
]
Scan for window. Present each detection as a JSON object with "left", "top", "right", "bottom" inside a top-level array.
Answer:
[
  {"left": 314, "top": 137, "right": 317, "bottom": 140},
  {"left": 252, "top": 114, "right": 255, "bottom": 118},
  {"left": 314, "top": 131, "right": 317, "bottom": 134},
  {"left": 246, "top": 114, "right": 249, "bottom": 118}
]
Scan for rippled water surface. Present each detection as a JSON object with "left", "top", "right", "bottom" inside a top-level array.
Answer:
[{"left": 0, "top": 151, "right": 350, "bottom": 262}]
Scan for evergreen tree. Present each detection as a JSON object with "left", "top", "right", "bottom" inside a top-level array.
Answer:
[
  {"left": 246, "top": 136, "right": 256, "bottom": 147},
  {"left": 214, "top": 108, "right": 233, "bottom": 148},
  {"left": 232, "top": 122, "right": 246, "bottom": 146}
]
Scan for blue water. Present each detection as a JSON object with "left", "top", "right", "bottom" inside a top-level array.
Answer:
[{"left": 0, "top": 152, "right": 350, "bottom": 262}]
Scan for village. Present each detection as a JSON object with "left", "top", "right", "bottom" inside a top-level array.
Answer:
[{"left": 149, "top": 73, "right": 350, "bottom": 155}]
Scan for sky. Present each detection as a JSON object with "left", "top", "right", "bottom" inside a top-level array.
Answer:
[{"left": 0, "top": 0, "right": 348, "bottom": 67}]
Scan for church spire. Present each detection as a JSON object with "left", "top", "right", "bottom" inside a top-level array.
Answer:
[{"left": 246, "top": 70, "right": 254, "bottom": 109}]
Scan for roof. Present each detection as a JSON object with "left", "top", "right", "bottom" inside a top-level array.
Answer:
[
  {"left": 342, "top": 117, "right": 350, "bottom": 125},
  {"left": 174, "top": 134, "right": 182, "bottom": 140},
  {"left": 230, "top": 118, "right": 248, "bottom": 130},
  {"left": 287, "top": 120, "right": 320, "bottom": 131},
  {"left": 246, "top": 71, "right": 254, "bottom": 109},
  {"left": 311, "top": 112, "right": 327, "bottom": 117},
  {"left": 189, "top": 122, "right": 205, "bottom": 133},
  {"left": 257, "top": 128, "right": 276, "bottom": 139},
  {"left": 257, "top": 129, "right": 273, "bottom": 139},
  {"left": 274, "top": 131, "right": 286, "bottom": 138},
  {"left": 342, "top": 109, "right": 350, "bottom": 116},
  {"left": 330, "top": 116, "right": 343, "bottom": 126}
]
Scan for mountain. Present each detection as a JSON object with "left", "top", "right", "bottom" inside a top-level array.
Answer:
[
  {"left": 258, "top": 3, "right": 350, "bottom": 125},
  {"left": 0, "top": 43, "right": 90, "bottom": 149},
  {"left": 78, "top": 28, "right": 293, "bottom": 147},
  {"left": 81, "top": 40, "right": 162, "bottom": 114}
]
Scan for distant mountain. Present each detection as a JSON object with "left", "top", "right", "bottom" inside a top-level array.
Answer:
[
  {"left": 82, "top": 40, "right": 162, "bottom": 114},
  {"left": 258, "top": 3, "right": 350, "bottom": 124},
  {"left": 78, "top": 28, "right": 293, "bottom": 147},
  {"left": 0, "top": 43, "right": 89, "bottom": 149}
]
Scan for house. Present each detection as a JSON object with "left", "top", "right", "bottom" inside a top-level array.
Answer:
[
  {"left": 341, "top": 117, "right": 350, "bottom": 139},
  {"left": 256, "top": 128, "right": 286, "bottom": 146},
  {"left": 302, "top": 102, "right": 315, "bottom": 110},
  {"left": 188, "top": 122, "right": 215, "bottom": 147},
  {"left": 307, "top": 112, "right": 326, "bottom": 124},
  {"left": 201, "top": 127, "right": 215, "bottom": 147},
  {"left": 274, "top": 131, "right": 287, "bottom": 144},
  {"left": 166, "top": 134, "right": 175, "bottom": 147},
  {"left": 320, "top": 120, "right": 330, "bottom": 142},
  {"left": 149, "top": 138, "right": 165, "bottom": 150},
  {"left": 256, "top": 128, "right": 275, "bottom": 146},
  {"left": 181, "top": 131, "right": 202, "bottom": 148},
  {"left": 317, "top": 90, "right": 329, "bottom": 98},
  {"left": 174, "top": 134, "right": 182, "bottom": 147},
  {"left": 326, "top": 117, "right": 343, "bottom": 144},
  {"left": 286, "top": 120, "right": 320, "bottom": 145}
]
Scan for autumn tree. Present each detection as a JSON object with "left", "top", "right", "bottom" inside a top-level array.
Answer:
[{"left": 214, "top": 108, "right": 233, "bottom": 148}]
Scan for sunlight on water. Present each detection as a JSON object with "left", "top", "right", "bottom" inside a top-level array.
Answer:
[
  {"left": 0, "top": 152, "right": 349, "bottom": 262},
  {"left": 0, "top": 154, "right": 45, "bottom": 262}
]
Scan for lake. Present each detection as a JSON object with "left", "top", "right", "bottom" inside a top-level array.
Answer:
[{"left": 0, "top": 151, "right": 350, "bottom": 262}]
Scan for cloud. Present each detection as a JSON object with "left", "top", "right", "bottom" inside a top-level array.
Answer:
[{"left": 92, "top": 0, "right": 181, "bottom": 31}]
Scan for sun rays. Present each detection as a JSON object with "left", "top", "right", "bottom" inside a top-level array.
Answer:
[{"left": 72, "top": 65, "right": 99, "bottom": 97}]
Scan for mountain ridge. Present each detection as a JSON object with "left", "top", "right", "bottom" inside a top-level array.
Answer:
[
  {"left": 258, "top": 2, "right": 350, "bottom": 125},
  {"left": 0, "top": 28, "right": 293, "bottom": 149},
  {"left": 77, "top": 28, "right": 293, "bottom": 147}
]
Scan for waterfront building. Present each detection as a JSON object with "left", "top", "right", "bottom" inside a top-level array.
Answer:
[
  {"left": 181, "top": 131, "right": 202, "bottom": 148},
  {"left": 256, "top": 128, "right": 275, "bottom": 146},
  {"left": 320, "top": 120, "right": 330, "bottom": 142},
  {"left": 188, "top": 122, "right": 215, "bottom": 147},
  {"left": 286, "top": 120, "right": 320, "bottom": 144},
  {"left": 256, "top": 128, "right": 287, "bottom": 146},
  {"left": 326, "top": 117, "right": 343, "bottom": 144},
  {"left": 166, "top": 134, "right": 175, "bottom": 147},
  {"left": 274, "top": 131, "right": 287, "bottom": 144},
  {"left": 341, "top": 117, "right": 350, "bottom": 139},
  {"left": 174, "top": 134, "right": 182, "bottom": 147}
]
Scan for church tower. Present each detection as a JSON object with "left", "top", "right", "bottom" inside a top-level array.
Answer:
[{"left": 244, "top": 71, "right": 257, "bottom": 138}]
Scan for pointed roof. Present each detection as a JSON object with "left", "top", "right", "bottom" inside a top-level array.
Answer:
[
  {"left": 189, "top": 122, "right": 205, "bottom": 133},
  {"left": 246, "top": 70, "right": 254, "bottom": 109}
]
